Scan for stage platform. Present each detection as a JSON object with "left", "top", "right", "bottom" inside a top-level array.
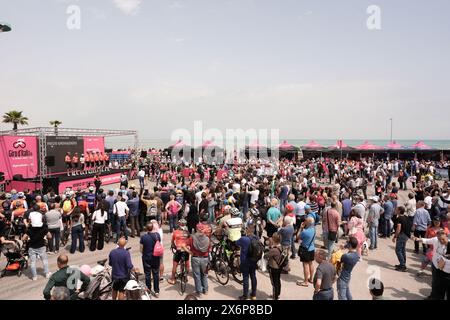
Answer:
[{"left": 5, "top": 168, "right": 132, "bottom": 194}]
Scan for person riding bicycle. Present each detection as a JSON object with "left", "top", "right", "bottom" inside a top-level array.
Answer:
[{"left": 167, "top": 219, "right": 190, "bottom": 285}]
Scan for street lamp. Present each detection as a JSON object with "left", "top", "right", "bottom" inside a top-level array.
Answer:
[
  {"left": 389, "top": 118, "right": 393, "bottom": 143},
  {"left": 0, "top": 23, "right": 12, "bottom": 33}
]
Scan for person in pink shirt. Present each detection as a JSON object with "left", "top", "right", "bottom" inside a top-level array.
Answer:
[{"left": 323, "top": 202, "right": 341, "bottom": 257}]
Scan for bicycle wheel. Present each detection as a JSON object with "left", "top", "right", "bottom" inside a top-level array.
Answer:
[
  {"left": 231, "top": 254, "right": 243, "bottom": 284},
  {"left": 180, "top": 263, "right": 188, "bottom": 294},
  {"left": 214, "top": 258, "right": 229, "bottom": 285}
]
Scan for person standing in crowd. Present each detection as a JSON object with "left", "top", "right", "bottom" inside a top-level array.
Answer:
[
  {"left": 393, "top": 206, "right": 412, "bottom": 272},
  {"left": 70, "top": 207, "right": 85, "bottom": 254},
  {"left": 413, "top": 201, "right": 431, "bottom": 255},
  {"left": 113, "top": 194, "right": 129, "bottom": 243},
  {"left": 415, "top": 230, "right": 450, "bottom": 300},
  {"left": 138, "top": 168, "right": 146, "bottom": 190},
  {"left": 312, "top": 249, "right": 336, "bottom": 300},
  {"left": 266, "top": 198, "right": 281, "bottom": 237},
  {"left": 236, "top": 224, "right": 259, "bottom": 300},
  {"left": 185, "top": 224, "right": 211, "bottom": 297},
  {"left": 336, "top": 237, "right": 360, "bottom": 300},
  {"left": 94, "top": 174, "right": 102, "bottom": 195},
  {"left": 405, "top": 193, "right": 417, "bottom": 223},
  {"left": 166, "top": 194, "right": 182, "bottom": 233},
  {"left": 381, "top": 195, "right": 394, "bottom": 238},
  {"left": 367, "top": 196, "right": 383, "bottom": 250},
  {"left": 322, "top": 201, "right": 340, "bottom": 257},
  {"left": 296, "top": 217, "right": 316, "bottom": 287},
  {"left": 266, "top": 233, "right": 284, "bottom": 300},
  {"left": 23, "top": 211, "right": 51, "bottom": 281},
  {"left": 90, "top": 202, "right": 108, "bottom": 251},
  {"left": 127, "top": 191, "right": 140, "bottom": 238},
  {"left": 140, "top": 222, "right": 161, "bottom": 298},
  {"left": 109, "top": 238, "right": 137, "bottom": 300},
  {"left": 45, "top": 197, "right": 62, "bottom": 254}
]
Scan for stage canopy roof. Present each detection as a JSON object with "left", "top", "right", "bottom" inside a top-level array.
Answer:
[{"left": 355, "top": 141, "right": 381, "bottom": 150}]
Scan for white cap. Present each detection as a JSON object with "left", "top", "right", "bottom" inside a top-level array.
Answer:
[{"left": 370, "top": 196, "right": 379, "bottom": 203}]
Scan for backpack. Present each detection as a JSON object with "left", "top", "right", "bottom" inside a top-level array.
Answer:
[
  {"left": 153, "top": 237, "right": 164, "bottom": 257},
  {"left": 147, "top": 202, "right": 157, "bottom": 217},
  {"left": 247, "top": 236, "right": 264, "bottom": 264},
  {"left": 63, "top": 200, "right": 72, "bottom": 213},
  {"left": 276, "top": 247, "right": 289, "bottom": 269}
]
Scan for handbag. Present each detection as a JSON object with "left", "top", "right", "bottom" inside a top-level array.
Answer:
[
  {"left": 326, "top": 209, "right": 337, "bottom": 242},
  {"left": 298, "top": 228, "right": 316, "bottom": 257}
]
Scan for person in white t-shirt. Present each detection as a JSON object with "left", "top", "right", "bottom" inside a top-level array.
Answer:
[
  {"left": 138, "top": 169, "right": 146, "bottom": 189},
  {"left": 90, "top": 203, "right": 108, "bottom": 251},
  {"left": 113, "top": 196, "right": 129, "bottom": 243}
]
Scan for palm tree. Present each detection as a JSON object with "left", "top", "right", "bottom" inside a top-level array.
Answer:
[
  {"left": 2, "top": 110, "right": 29, "bottom": 132},
  {"left": 49, "top": 120, "right": 62, "bottom": 136}
]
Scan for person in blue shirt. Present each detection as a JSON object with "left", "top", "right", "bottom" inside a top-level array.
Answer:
[
  {"left": 108, "top": 238, "right": 137, "bottom": 300},
  {"left": 296, "top": 217, "right": 316, "bottom": 287},
  {"left": 381, "top": 195, "right": 394, "bottom": 238},
  {"left": 337, "top": 237, "right": 360, "bottom": 300},
  {"left": 235, "top": 225, "right": 258, "bottom": 300},
  {"left": 126, "top": 191, "right": 140, "bottom": 238},
  {"left": 266, "top": 199, "right": 282, "bottom": 237},
  {"left": 140, "top": 223, "right": 161, "bottom": 297}
]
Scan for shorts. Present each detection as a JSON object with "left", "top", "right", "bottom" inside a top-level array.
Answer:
[
  {"left": 66, "top": 163, "right": 72, "bottom": 169},
  {"left": 299, "top": 249, "right": 315, "bottom": 263},
  {"left": 173, "top": 250, "right": 189, "bottom": 263},
  {"left": 112, "top": 278, "right": 129, "bottom": 292}
]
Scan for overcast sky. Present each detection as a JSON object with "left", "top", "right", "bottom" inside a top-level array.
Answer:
[{"left": 1, "top": 0, "right": 450, "bottom": 142}]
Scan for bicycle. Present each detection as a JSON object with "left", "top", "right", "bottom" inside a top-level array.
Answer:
[
  {"left": 60, "top": 224, "right": 70, "bottom": 247},
  {"left": 171, "top": 246, "right": 188, "bottom": 295},
  {"left": 209, "top": 231, "right": 242, "bottom": 285}
]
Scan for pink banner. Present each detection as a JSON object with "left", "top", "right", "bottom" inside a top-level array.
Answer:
[
  {"left": 0, "top": 136, "right": 38, "bottom": 180},
  {"left": 58, "top": 172, "right": 122, "bottom": 193},
  {"left": 84, "top": 136, "right": 105, "bottom": 154}
]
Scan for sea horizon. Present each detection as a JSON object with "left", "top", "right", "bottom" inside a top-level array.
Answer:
[{"left": 104, "top": 138, "right": 450, "bottom": 150}]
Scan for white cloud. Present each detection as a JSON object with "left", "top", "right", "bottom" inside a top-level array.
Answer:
[{"left": 113, "top": 0, "right": 142, "bottom": 15}]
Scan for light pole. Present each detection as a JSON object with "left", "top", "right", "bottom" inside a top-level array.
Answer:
[
  {"left": 0, "top": 22, "right": 12, "bottom": 33},
  {"left": 389, "top": 118, "right": 393, "bottom": 143}
]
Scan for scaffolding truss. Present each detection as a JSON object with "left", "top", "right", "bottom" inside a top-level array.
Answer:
[{"left": 1, "top": 127, "right": 138, "bottom": 186}]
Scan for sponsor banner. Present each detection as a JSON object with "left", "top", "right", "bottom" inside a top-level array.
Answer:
[
  {"left": 84, "top": 136, "right": 105, "bottom": 154},
  {"left": 46, "top": 136, "right": 84, "bottom": 174},
  {"left": 58, "top": 172, "right": 122, "bottom": 193},
  {"left": 0, "top": 136, "right": 38, "bottom": 180}
]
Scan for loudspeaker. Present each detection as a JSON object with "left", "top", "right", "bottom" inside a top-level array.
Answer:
[
  {"left": 13, "top": 174, "right": 24, "bottom": 181},
  {"left": 140, "top": 151, "right": 148, "bottom": 158},
  {"left": 45, "top": 156, "right": 55, "bottom": 167}
]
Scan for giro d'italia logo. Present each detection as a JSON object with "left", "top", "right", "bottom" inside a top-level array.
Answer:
[{"left": 13, "top": 138, "right": 26, "bottom": 149}]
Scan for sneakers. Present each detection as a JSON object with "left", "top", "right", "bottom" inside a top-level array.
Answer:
[
  {"left": 290, "top": 255, "right": 296, "bottom": 260},
  {"left": 250, "top": 296, "right": 257, "bottom": 300},
  {"left": 238, "top": 295, "right": 249, "bottom": 300},
  {"left": 203, "top": 290, "right": 208, "bottom": 296},
  {"left": 416, "top": 270, "right": 425, "bottom": 277},
  {"left": 395, "top": 266, "right": 407, "bottom": 272}
]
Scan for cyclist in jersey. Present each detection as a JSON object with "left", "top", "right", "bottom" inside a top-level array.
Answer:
[
  {"left": 167, "top": 219, "right": 190, "bottom": 285},
  {"left": 65, "top": 152, "right": 72, "bottom": 174},
  {"left": 72, "top": 153, "right": 79, "bottom": 176}
]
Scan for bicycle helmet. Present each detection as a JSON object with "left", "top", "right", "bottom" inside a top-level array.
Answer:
[
  {"left": 230, "top": 207, "right": 240, "bottom": 217},
  {"left": 124, "top": 280, "right": 139, "bottom": 291}
]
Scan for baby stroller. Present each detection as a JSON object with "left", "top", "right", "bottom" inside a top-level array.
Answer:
[{"left": 0, "top": 240, "right": 29, "bottom": 277}]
